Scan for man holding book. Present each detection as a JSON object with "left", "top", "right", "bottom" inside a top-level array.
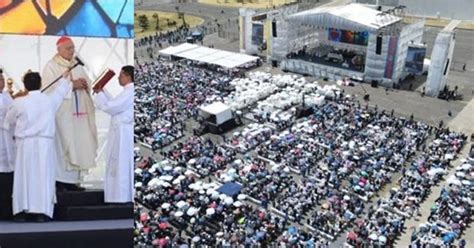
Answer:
[{"left": 93, "top": 66, "right": 134, "bottom": 203}]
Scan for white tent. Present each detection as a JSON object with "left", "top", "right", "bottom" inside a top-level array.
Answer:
[
  {"left": 159, "top": 43, "right": 199, "bottom": 57},
  {"left": 159, "top": 43, "right": 259, "bottom": 69},
  {"left": 0, "top": 34, "right": 133, "bottom": 185},
  {"left": 200, "top": 102, "right": 233, "bottom": 125}
]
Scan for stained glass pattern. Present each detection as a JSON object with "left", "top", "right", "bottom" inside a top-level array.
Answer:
[{"left": 0, "top": 0, "right": 133, "bottom": 38}]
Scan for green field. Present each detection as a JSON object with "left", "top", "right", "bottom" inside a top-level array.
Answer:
[{"left": 135, "top": 10, "right": 204, "bottom": 39}]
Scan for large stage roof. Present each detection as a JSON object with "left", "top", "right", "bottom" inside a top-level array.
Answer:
[
  {"left": 289, "top": 4, "right": 401, "bottom": 32},
  {"left": 159, "top": 43, "right": 259, "bottom": 69}
]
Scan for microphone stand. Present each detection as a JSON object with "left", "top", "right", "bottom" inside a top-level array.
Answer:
[{"left": 41, "top": 57, "right": 84, "bottom": 93}]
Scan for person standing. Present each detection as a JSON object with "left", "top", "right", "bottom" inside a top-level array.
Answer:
[
  {"left": 42, "top": 36, "right": 98, "bottom": 191},
  {"left": 4, "top": 71, "right": 72, "bottom": 222},
  {"left": 0, "top": 69, "right": 15, "bottom": 220},
  {"left": 93, "top": 66, "right": 134, "bottom": 203}
]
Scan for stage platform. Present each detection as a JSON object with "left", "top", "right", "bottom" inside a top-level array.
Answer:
[
  {"left": 0, "top": 219, "right": 133, "bottom": 248},
  {"left": 0, "top": 188, "right": 133, "bottom": 248}
]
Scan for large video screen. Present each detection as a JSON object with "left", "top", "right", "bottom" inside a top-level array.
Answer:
[
  {"left": 405, "top": 46, "right": 426, "bottom": 73},
  {"left": 0, "top": 0, "right": 133, "bottom": 38},
  {"left": 328, "top": 28, "right": 368, "bottom": 46},
  {"left": 251, "top": 23, "right": 264, "bottom": 46}
]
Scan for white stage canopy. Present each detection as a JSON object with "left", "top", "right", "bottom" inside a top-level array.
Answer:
[
  {"left": 289, "top": 4, "right": 402, "bottom": 32},
  {"left": 159, "top": 43, "right": 259, "bottom": 69}
]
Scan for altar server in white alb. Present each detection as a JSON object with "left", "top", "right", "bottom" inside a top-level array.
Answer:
[
  {"left": 0, "top": 69, "right": 15, "bottom": 220},
  {"left": 94, "top": 66, "right": 134, "bottom": 203},
  {"left": 3, "top": 71, "right": 72, "bottom": 222},
  {"left": 0, "top": 69, "right": 15, "bottom": 173}
]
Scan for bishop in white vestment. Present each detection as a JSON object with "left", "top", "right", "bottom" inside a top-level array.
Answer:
[
  {"left": 42, "top": 36, "right": 98, "bottom": 190},
  {"left": 94, "top": 66, "right": 134, "bottom": 203},
  {"left": 3, "top": 72, "right": 72, "bottom": 221}
]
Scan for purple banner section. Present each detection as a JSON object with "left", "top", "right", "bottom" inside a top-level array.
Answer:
[{"left": 384, "top": 36, "right": 398, "bottom": 79}]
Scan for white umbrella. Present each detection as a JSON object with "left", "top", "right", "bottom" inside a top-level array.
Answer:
[
  {"left": 462, "top": 180, "right": 470, "bottom": 186},
  {"left": 369, "top": 233, "right": 378, "bottom": 240},
  {"left": 343, "top": 195, "right": 350, "bottom": 201},
  {"left": 161, "top": 203, "right": 171, "bottom": 209},
  {"left": 178, "top": 175, "right": 186, "bottom": 180},
  {"left": 461, "top": 164, "right": 472, "bottom": 170},
  {"left": 207, "top": 183, "right": 218, "bottom": 189},
  {"left": 173, "top": 178, "right": 181, "bottom": 185},
  {"left": 134, "top": 168, "right": 142, "bottom": 174},
  {"left": 187, "top": 207, "right": 199, "bottom": 216},
  {"left": 219, "top": 194, "right": 228, "bottom": 200},
  {"left": 164, "top": 165, "right": 173, "bottom": 171},
  {"left": 233, "top": 201, "right": 243, "bottom": 207},
  {"left": 135, "top": 182, "right": 143, "bottom": 188},
  {"left": 185, "top": 170, "right": 194, "bottom": 176},
  {"left": 174, "top": 167, "right": 183, "bottom": 172},
  {"left": 224, "top": 197, "right": 234, "bottom": 205},
  {"left": 176, "top": 201, "right": 187, "bottom": 209},
  {"left": 206, "top": 208, "right": 215, "bottom": 216},
  {"left": 447, "top": 177, "right": 462, "bottom": 186},
  {"left": 237, "top": 194, "right": 247, "bottom": 200},
  {"left": 216, "top": 232, "right": 224, "bottom": 237},
  {"left": 192, "top": 184, "right": 203, "bottom": 191},
  {"left": 211, "top": 191, "right": 220, "bottom": 199},
  {"left": 147, "top": 178, "right": 160, "bottom": 187},
  {"left": 444, "top": 154, "right": 454, "bottom": 160},
  {"left": 222, "top": 175, "right": 233, "bottom": 182},
  {"left": 192, "top": 236, "right": 200, "bottom": 242},
  {"left": 175, "top": 211, "right": 184, "bottom": 217},
  {"left": 199, "top": 190, "right": 205, "bottom": 195},
  {"left": 161, "top": 182, "right": 171, "bottom": 188},
  {"left": 378, "top": 235, "right": 387, "bottom": 244},
  {"left": 207, "top": 188, "right": 216, "bottom": 195},
  {"left": 160, "top": 175, "right": 173, "bottom": 181},
  {"left": 188, "top": 159, "right": 196, "bottom": 165},
  {"left": 427, "top": 168, "right": 445, "bottom": 176},
  {"left": 456, "top": 172, "right": 466, "bottom": 178}
]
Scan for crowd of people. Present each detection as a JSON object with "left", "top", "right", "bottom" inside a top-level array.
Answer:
[
  {"left": 135, "top": 25, "right": 191, "bottom": 50},
  {"left": 134, "top": 59, "right": 470, "bottom": 246},
  {"left": 135, "top": 59, "right": 234, "bottom": 151},
  {"left": 409, "top": 154, "right": 472, "bottom": 247},
  {"left": 134, "top": 155, "right": 332, "bottom": 247}
]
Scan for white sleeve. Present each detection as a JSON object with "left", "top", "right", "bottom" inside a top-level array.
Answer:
[
  {"left": 3, "top": 103, "right": 17, "bottom": 131},
  {"left": 95, "top": 88, "right": 133, "bottom": 116},
  {"left": 50, "top": 78, "right": 72, "bottom": 111}
]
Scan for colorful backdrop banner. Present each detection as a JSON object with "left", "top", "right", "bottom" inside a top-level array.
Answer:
[{"left": 0, "top": 0, "right": 133, "bottom": 38}]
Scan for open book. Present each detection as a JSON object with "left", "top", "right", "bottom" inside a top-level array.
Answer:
[{"left": 92, "top": 69, "right": 116, "bottom": 91}]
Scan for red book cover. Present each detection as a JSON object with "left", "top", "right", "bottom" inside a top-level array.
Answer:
[{"left": 92, "top": 69, "right": 115, "bottom": 91}]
